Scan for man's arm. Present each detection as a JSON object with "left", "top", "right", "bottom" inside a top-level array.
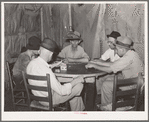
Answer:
[
  {"left": 70, "top": 76, "right": 84, "bottom": 87},
  {"left": 90, "top": 59, "right": 112, "bottom": 67},
  {"left": 85, "top": 62, "right": 113, "bottom": 73}
]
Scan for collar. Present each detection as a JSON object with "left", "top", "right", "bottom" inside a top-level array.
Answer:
[
  {"left": 71, "top": 45, "right": 78, "bottom": 51},
  {"left": 124, "top": 50, "right": 132, "bottom": 56},
  {"left": 38, "top": 57, "right": 49, "bottom": 68}
]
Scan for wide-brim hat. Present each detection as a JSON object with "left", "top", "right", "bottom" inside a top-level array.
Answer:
[
  {"left": 65, "top": 31, "right": 83, "bottom": 42},
  {"left": 107, "top": 31, "right": 121, "bottom": 39},
  {"left": 26, "top": 36, "right": 41, "bottom": 50},
  {"left": 115, "top": 36, "right": 133, "bottom": 49},
  {"left": 40, "top": 38, "right": 60, "bottom": 54}
]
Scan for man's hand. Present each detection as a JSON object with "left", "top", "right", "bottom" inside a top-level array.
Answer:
[
  {"left": 49, "top": 60, "right": 62, "bottom": 68},
  {"left": 63, "top": 58, "right": 69, "bottom": 64},
  {"left": 85, "top": 63, "right": 95, "bottom": 69}
]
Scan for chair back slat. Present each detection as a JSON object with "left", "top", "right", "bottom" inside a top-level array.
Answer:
[
  {"left": 25, "top": 74, "right": 48, "bottom": 81},
  {"left": 112, "top": 72, "right": 143, "bottom": 111},
  {"left": 22, "top": 71, "right": 52, "bottom": 111},
  {"left": 27, "top": 84, "right": 48, "bottom": 91},
  {"left": 116, "top": 99, "right": 135, "bottom": 108},
  {"left": 30, "top": 94, "right": 49, "bottom": 102},
  {"left": 117, "top": 89, "right": 136, "bottom": 97},
  {"left": 117, "top": 77, "right": 138, "bottom": 86}
]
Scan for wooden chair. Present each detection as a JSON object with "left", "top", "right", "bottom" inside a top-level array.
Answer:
[
  {"left": 5, "top": 61, "right": 27, "bottom": 111},
  {"left": 22, "top": 71, "right": 70, "bottom": 111},
  {"left": 112, "top": 72, "right": 143, "bottom": 111}
]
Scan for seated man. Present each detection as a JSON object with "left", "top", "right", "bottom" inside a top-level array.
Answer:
[
  {"left": 86, "top": 36, "right": 143, "bottom": 110},
  {"left": 26, "top": 38, "right": 85, "bottom": 111},
  {"left": 90, "top": 31, "right": 121, "bottom": 94},
  {"left": 58, "top": 31, "right": 89, "bottom": 63},
  {"left": 12, "top": 36, "right": 41, "bottom": 86}
]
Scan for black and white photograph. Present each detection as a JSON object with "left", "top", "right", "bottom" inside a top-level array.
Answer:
[{"left": 1, "top": 1, "right": 148, "bottom": 121}]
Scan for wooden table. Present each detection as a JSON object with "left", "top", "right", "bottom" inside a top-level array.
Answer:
[{"left": 53, "top": 63, "right": 107, "bottom": 111}]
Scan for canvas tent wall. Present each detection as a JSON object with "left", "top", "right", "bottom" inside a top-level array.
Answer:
[
  {"left": 4, "top": 3, "right": 145, "bottom": 85},
  {"left": 5, "top": 4, "right": 41, "bottom": 83}
]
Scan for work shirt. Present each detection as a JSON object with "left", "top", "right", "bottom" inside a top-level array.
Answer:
[
  {"left": 13, "top": 52, "right": 31, "bottom": 77},
  {"left": 110, "top": 50, "right": 143, "bottom": 79},
  {"left": 101, "top": 48, "right": 120, "bottom": 62},
  {"left": 26, "top": 57, "right": 72, "bottom": 97},
  {"left": 58, "top": 45, "right": 89, "bottom": 59}
]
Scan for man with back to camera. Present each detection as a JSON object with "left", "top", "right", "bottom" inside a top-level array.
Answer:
[
  {"left": 86, "top": 36, "right": 143, "bottom": 110},
  {"left": 26, "top": 38, "right": 85, "bottom": 111},
  {"left": 90, "top": 31, "right": 121, "bottom": 95},
  {"left": 58, "top": 31, "right": 89, "bottom": 63}
]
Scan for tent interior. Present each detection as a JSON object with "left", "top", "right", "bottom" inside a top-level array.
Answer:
[
  {"left": 5, "top": 3, "right": 144, "bottom": 81},
  {"left": 4, "top": 3, "right": 145, "bottom": 111}
]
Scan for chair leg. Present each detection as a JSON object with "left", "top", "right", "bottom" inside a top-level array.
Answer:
[
  {"left": 5, "top": 81, "right": 10, "bottom": 91},
  {"left": 21, "top": 92, "right": 25, "bottom": 103},
  {"left": 13, "top": 104, "right": 16, "bottom": 111},
  {"left": 65, "top": 101, "right": 70, "bottom": 111}
]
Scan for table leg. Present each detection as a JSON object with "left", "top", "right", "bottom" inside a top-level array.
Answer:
[{"left": 84, "top": 77, "right": 96, "bottom": 111}]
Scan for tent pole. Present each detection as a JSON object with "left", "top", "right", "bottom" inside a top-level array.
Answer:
[
  {"left": 68, "top": 4, "right": 72, "bottom": 31},
  {"left": 40, "top": 6, "right": 43, "bottom": 41}
]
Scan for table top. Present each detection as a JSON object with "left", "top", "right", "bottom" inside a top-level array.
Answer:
[{"left": 53, "top": 63, "right": 107, "bottom": 78}]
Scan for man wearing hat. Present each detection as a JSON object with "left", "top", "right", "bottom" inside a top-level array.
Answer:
[
  {"left": 26, "top": 38, "right": 85, "bottom": 111},
  {"left": 86, "top": 36, "right": 143, "bottom": 110},
  {"left": 90, "top": 31, "right": 121, "bottom": 95},
  {"left": 13, "top": 36, "right": 41, "bottom": 86},
  {"left": 58, "top": 31, "right": 89, "bottom": 63}
]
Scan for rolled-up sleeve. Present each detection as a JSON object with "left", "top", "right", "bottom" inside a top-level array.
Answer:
[
  {"left": 110, "top": 55, "right": 132, "bottom": 73},
  {"left": 101, "top": 49, "right": 110, "bottom": 61}
]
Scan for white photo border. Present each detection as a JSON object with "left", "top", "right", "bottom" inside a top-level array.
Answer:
[{"left": 1, "top": 1, "right": 148, "bottom": 121}]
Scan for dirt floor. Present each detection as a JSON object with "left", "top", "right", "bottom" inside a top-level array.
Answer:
[
  {"left": 4, "top": 87, "right": 101, "bottom": 111},
  {"left": 4, "top": 86, "right": 144, "bottom": 111}
]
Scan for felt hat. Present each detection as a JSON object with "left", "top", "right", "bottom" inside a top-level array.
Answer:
[
  {"left": 40, "top": 38, "right": 60, "bottom": 54},
  {"left": 116, "top": 36, "right": 133, "bottom": 49},
  {"left": 26, "top": 36, "right": 41, "bottom": 50},
  {"left": 107, "top": 31, "right": 121, "bottom": 39},
  {"left": 65, "top": 31, "right": 83, "bottom": 42}
]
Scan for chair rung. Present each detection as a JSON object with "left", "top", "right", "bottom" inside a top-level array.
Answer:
[
  {"left": 116, "top": 99, "right": 135, "bottom": 108},
  {"left": 14, "top": 89, "right": 26, "bottom": 92},
  {"left": 30, "top": 100, "right": 50, "bottom": 110},
  {"left": 14, "top": 96, "right": 27, "bottom": 99},
  {"left": 14, "top": 103, "right": 28, "bottom": 106}
]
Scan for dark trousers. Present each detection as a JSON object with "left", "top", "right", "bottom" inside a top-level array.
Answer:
[{"left": 13, "top": 75, "right": 25, "bottom": 89}]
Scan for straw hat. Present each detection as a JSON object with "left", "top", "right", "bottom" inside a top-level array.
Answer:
[{"left": 65, "top": 31, "right": 83, "bottom": 42}]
